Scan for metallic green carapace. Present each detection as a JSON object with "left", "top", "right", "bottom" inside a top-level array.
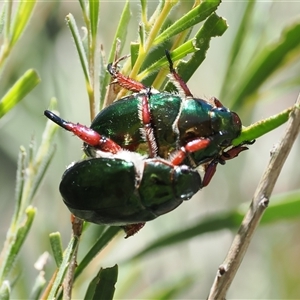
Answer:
[
  {"left": 60, "top": 157, "right": 201, "bottom": 225},
  {"left": 86, "top": 94, "right": 242, "bottom": 167}
]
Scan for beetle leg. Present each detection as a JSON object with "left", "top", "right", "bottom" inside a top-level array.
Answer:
[
  {"left": 221, "top": 145, "right": 249, "bottom": 161},
  {"left": 44, "top": 110, "right": 121, "bottom": 154},
  {"left": 107, "top": 60, "right": 147, "bottom": 93},
  {"left": 165, "top": 50, "right": 193, "bottom": 98},
  {"left": 202, "top": 160, "right": 219, "bottom": 187},
  {"left": 138, "top": 94, "right": 158, "bottom": 158},
  {"left": 202, "top": 145, "right": 249, "bottom": 187},
  {"left": 122, "top": 223, "right": 145, "bottom": 238},
  {"left": 170, "top": 138, "right": 211, "bottom": 166},
  {"left": 211, "top": 97, "right": 225, "bottom": 108}
]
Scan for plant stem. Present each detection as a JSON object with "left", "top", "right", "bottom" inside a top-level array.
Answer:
[{"left": 207, "top": 94, "right": 300, "bottom": 299}]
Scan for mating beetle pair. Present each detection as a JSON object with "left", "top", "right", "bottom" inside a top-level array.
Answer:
[{"left": 45, "top": 51, "right": 248, "bottom": 237}]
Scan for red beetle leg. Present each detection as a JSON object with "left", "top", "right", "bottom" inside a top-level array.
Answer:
[
  {"left": 221, "top": 145, "right": 249, "bottom": 161},
  {"left": 122, "top": 223, "right": 145, "bottom": 238},
  {"left": 165, "top": 50, "right": 193, "bottom": 97},
  {"left": 211, "top": 97, "right": 225, "bottom": 108},
  {"left": 107, "top": 62, "right": 147, "bottom": 93},
  {"left": 171, "top": 138, "right": 211, "bottom": 166},
  {"left": 44, "top": 110, "right": 122, "bottom": 154},
  {"left": 138, "top": 94, "right": 158, "bottom": 158},
  {"left": 202, "top": 145, "right": 249, "bottom": 187},
  {"left": 64, "top": 122, "right": 122, "bottom": 153},
  {"left": 202, "top": 160, "right": 219, "bottom": 187}
]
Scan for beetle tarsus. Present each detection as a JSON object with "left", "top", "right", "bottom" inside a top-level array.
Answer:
[
  {"left": 164, "top": 49, "right": 193, "bottom": 97},
  {"left": 107, "top": 57, "right": 146, "bottom": 93},
  {"left": 122, "top": 223, "right": 145, "bottom": 238}
]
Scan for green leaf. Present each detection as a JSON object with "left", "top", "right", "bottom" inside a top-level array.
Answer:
[
  {"left": 9, "top": 0, "right": 36, "bottom": 48},
  {"left": 100, "top": 1, "right": 131, "bottom": 108},
  {"left": 27, "top": 116, "right": 58, "bottom": 202},
  {"left": 129, "top": 190, "right": 300, "bottom": 260},
  {"left": 0, "top": 98, "right": 58, "bottom": 288},
  {"left": 30, "top": 271, "right": 46, "bottom": 300},
  {"left": 84, "top": 265, "right": 118, "bottom": 300},
  {"left": 261, "top": 190, "right": 300, "bottom": 224},
  {"left": 12, "top": 147, "right": 26, "bottom": 227},
  {"left": 173, "top": 13, "right": 228, "bottom": 84},
  {"left": 89, "top": 0, "right": 100, "bottom": 39},
  {"left": 130, "top": 212, "right": 242, "bottom": 260},
  {"left": 233, "top": 105, "right": 294, "bottom": 146},
  {"left": 0, "top": 280, "right": 10, "bottom": 300},
  {"left": 0, "top": 69, "right": 40, "bottom": 118},
  {"left": 107, "top": 0, "right": 131, "bottom": 62},
  {"left": 0, "top": 207, "right": 36, "bottom": 281},
  {"left": 138, "top": 13, "right": 227, "bottom": 84},
  {"left": 229, "top": 21, "right": 300, "bottom": 110},
  {"left": 74, "top": 226, "right": 121, "bottom": 281},
  {"left": 47, "top": 236, "right": 80, "bottom": 299},
  {"left": 49, "top": 232, "right": 63, "bottom": 267},
  {"left": 220, "top": 1, "right": 255, "bottom": 98},
  {"left": 154, "top": 0, "right": 221, "bottom": 45},
  {"left": 130, "top": 43, "right": 139, "bottom": 67},
  {"left": 66, "top": 14, "right": 90, "bottom": 84},
  {"left": 0, "top": 4, "right": 6, "bottom": 35},
  {"left": 78, "top": 0, "right": 86, "bottom": 14},
  {"left": 143, "top": 275, "right": 194, "bottom": 300}
]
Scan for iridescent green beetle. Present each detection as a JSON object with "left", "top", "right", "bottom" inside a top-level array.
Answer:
[{"left": 44, "top": 51, "right": 248, "bottom": 237}]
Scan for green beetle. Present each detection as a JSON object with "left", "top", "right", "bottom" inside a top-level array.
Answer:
[{"left": 60, "top": 155, "right": 201, "bottom": 237}]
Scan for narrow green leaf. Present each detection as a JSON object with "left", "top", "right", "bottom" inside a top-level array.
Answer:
[
  {"left": 78, "top": 0, "right": 86, "bottom": 14},
  {"left": 30, "top": 271, "right": 46, "bottom": 300},
  {"left": 138, "top": 23, "right": 145, "bottom": 51},
  {"left": 129, "top": 189, "right": 300, "bottom": 260},
  {"left": 138, "top": 13, "right": 227, "bottom": 83},
  {"left": 131, "top": 212, "right": 242, "bottom": 260},
  {"left": 12, "top": 147, "right": 26, "bottom": 227},
  {"left": 144, "top": 276, "right": 194, "bottom": 300},
  {"left": 0, "top": 69, "right": 40, "bottom": 118},
  {"left": 261, "top": 190, "right": 300, "bottom": 224},
  {"left": 130, "top": 43, "right": 139, "bottom": 67},
  {"left": 84, "top": 271, "right": 100, "bottom": 300},
  {"left": 26, "top": 119, "right": 58, "bottom": 202},
  {"left": 49, "top": 232, "right": 63, "bottom": 267},
  {"left": 154, "top": 0, "right": 221, "bottom": 45},
  {"left": 106, "top": 0, "right": 131, "bottom": 65},
  {"left": 140, "top": 0, "right": 147, "bottom": 18},
  {"left": 66, "top": 14, "right": 90, "bottom": 83},
  {"left": 230, "top": 21, "right": 300, "bottom": 110},
  {"left": 220, "top": 1, "right": 255, "bottom": 98},
  {"left": 9, "top": 0, "right": 36, "bottom": 48},
  {"left": 90, "top": 265, "right": 118, "bottom": 300},
  {"left": 0, "top": 280, "right": 10, "bottom": 300},
  {"left": 232, "top": 106, "right": 294, "bottom": 146},
  {"left": 173, "top": 13, "right": 227, "bottom": 84},
  {"left": 48, "top": 236, "right": 79, "bottom": 299},
  {"left": 0, "top": 4, "right": 6, "bottom": 35},
  {"left": 0, "top": 206, "right": 36, "bottom": 281},
  {"left": 74, "top": 226, "right": 121, "bottom": 281},
  {"left": 89, "top": 0, "right": 100, "bottom": 39},
  {"left": 100, "top": 0, "right": 131, "bottom": 107}
]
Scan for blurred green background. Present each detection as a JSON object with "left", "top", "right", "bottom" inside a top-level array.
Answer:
[{"left": 0, "top": 1, "right": 300, "bottom": 299}]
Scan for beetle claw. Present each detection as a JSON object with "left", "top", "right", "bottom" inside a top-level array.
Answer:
[{"left": 123, "top": 223, "right": 145, "bottom": 238}]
